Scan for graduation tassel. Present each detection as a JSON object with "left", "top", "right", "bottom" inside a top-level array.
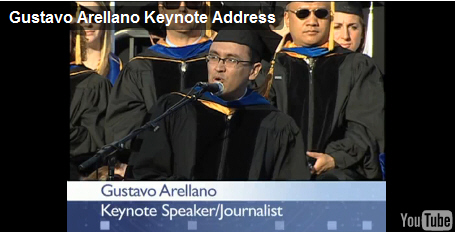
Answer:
[
  {"left": 328, "top": 1, "right": 335, "bottom": 51},
  {"left": 75, "top": 29, "right": 83, "bottom": 64},
  {"left": 260, "top": 59, "right": 275, "bottom": 99},
  {"left": 205, "top": 1, "right": 211, "bottom": 38},
  {"left": 363, "top": 1, "right": 374, "bottom": 57},
  {"left": 97, "top": 2, "right": 112, "bottom": 76},
  {"left": 259, "top": 35, "right": 287, "bottom": 99},
  {"left": 74, "top": 3, "right": 83, "bottom": 65}
]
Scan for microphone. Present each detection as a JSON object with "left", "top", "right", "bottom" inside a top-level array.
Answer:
[{"left": 197, "top": 82, "right": 224, "bottom": 95}]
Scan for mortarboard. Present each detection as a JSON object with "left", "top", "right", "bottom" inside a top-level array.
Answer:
[
  {"left": 335, "top": 1, "right": 365, "bottom": 19},
  {"left": 70, "top": 2, "right": 84, "bottom": 65},
  {"left": 71, "top": 1, "right": 99, "bottom": 17},
  {"left": 335, "top": 1, "right": 383, "bottom": 19},
  {"left": 212, "top": 23, "right": 282, "bottom": 63}
]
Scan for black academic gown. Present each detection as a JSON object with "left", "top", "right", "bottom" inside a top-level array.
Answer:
[
  {"left": 256, "top": 47, "right": 384, "bottom": 180},
  {"left": 105, "top": 41, "right": 211, "bottom": 153},
  {"left": 126, "top": 89, "right": 311, "bottom": 181},
  {"left": 70, "top": 65, "right": 112, "bottom": 169}
]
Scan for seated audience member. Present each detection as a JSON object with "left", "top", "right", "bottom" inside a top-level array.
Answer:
[
  {"left": 334, "top": 1, "right": 366, "bottom": 52},
  {"left": 70, "top": 21, "right": 112, "bottom": 179},
  {"left": 77, "top": 1, "right": 122, "bottom": 85},
  {"left": 256, "top": 2, "right": 384, "bottom": 180},
  {"left": 105, "top": 1, "right": 212, "bottom": 163}
]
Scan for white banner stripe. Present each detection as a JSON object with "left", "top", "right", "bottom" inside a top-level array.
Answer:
[{"left": 67, "top": 182, "right": 386, "bottom": 201}]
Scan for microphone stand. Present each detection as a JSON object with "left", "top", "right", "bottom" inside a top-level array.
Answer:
[{"left": 79, "top": 87, "right": 206, "bottom": 181}]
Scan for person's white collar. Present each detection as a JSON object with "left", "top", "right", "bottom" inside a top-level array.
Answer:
[
  {"left": 235, "top": 88, "right": 248, "bottom": 101},
  {"left": 166, "top": 31, "right": 204, "bottom": 48},
  {"left": 211, "top": 88, "right": 248, "bottom": 101}
]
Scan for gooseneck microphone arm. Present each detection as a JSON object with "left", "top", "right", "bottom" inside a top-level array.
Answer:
[{"left": 78, "top": 83, "right": 220, "bottom": 180}]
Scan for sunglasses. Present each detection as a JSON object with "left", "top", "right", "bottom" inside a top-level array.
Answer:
[
  {"left": 163, "top": 1, "right": 204, "bottom": 10},
  {"left": 287, "top": 8, "right": 330, "bottom": 19}
]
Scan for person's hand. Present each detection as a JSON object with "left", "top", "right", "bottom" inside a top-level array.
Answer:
[
  {"left": 269, "top": 23, "right": 289, "bottom": 39},
  {"left": 210, "top": 30, "right": 218, "bottom": 40},
  {"left": 269, "top": 23, "right": 289, "bottom": 53},
  {"left": 307, "top": 152, "right": 336, "bottom": 175},
  {"left": 149, "top": 34, "right": 163, "bottom": 45}
]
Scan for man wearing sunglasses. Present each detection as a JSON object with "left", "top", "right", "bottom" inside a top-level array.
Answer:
[
  {"left": 105, "top": 1, "right": 212, "bottom": 162},
  {"left": 125, "top": 25, "right": 311, "bottom": 181},
  {"left": 160, "top": 1, "right": 205, "bottom": 37},
  {"left": 256, "top": 2, "right": 384, "bottom": 180}
]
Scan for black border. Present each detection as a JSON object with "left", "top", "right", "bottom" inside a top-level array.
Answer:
[
  {"left": 6, "top": 1, "right": 454, "bottom": 231},
  {"left": 5, "top": 0, "right": 69, "bottom": 230},
  {"left": 386, "top": 2, "right": 453, "bottom": 231},
  {"left": 5, "top": 2, "right": 69, "bottom": 180}
]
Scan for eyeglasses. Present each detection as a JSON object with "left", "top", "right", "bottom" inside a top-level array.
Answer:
[
  {"left": 163, "top": 1, "right": 204, "bottom": 10},
  {"left": 287, "top": 8, "right": 330, "bottom": 19},
  {"left": 206, "top": 54, "right": 252, "bottom": 68}
]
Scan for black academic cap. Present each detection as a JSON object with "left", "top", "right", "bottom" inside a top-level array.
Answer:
[
  {"left": 70, "top": 1, "right": 99, "bottom": 18},
  {"left": 218, "top": 2, "right": 262, "bottom": 14},
  {"left": 212, "top": 24, "right": 282, "bottom": 62},
  {"left": 260, "top": 2, "right": 276, "bottom": 15},
  {"left": 335, "top": 2, "right": 385, "bottom": 19},
  {"left": 80, "top": 5, "right": 99, "bottom": 15},
  {"left": 335, "top": 2, "right": 364, "bottom": 19},
  {"left": 210, "top": 2, "right": 275, "bottom": 31},
  {"left": 70, "top": 1, "right": 77, "bottom": 17}
]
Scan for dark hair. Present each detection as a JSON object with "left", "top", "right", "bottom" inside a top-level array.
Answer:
[{"left": 357, "top": 18, "right": 366, "bottom": 53}]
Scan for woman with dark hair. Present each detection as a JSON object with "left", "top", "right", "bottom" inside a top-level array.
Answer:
[{"left": 333, "top": 2, "right": 366, "bottom": 52}]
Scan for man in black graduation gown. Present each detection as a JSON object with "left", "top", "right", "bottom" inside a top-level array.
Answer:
[
  {"left": 70, "top": 23, "right": 112, "bottom": 179},
  {"left": 125, "top": 25, "right": 311, "bottom": 181},
  {"left": 105, "top": 2, "right": 212, "bottom": 157},
  {"left": 256, "top": 2, "right": 384, "bottom": 180}
]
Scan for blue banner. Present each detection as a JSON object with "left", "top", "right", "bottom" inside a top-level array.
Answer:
[{"left": 67, "top": 201, "right": 385, "bottom": 231}]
